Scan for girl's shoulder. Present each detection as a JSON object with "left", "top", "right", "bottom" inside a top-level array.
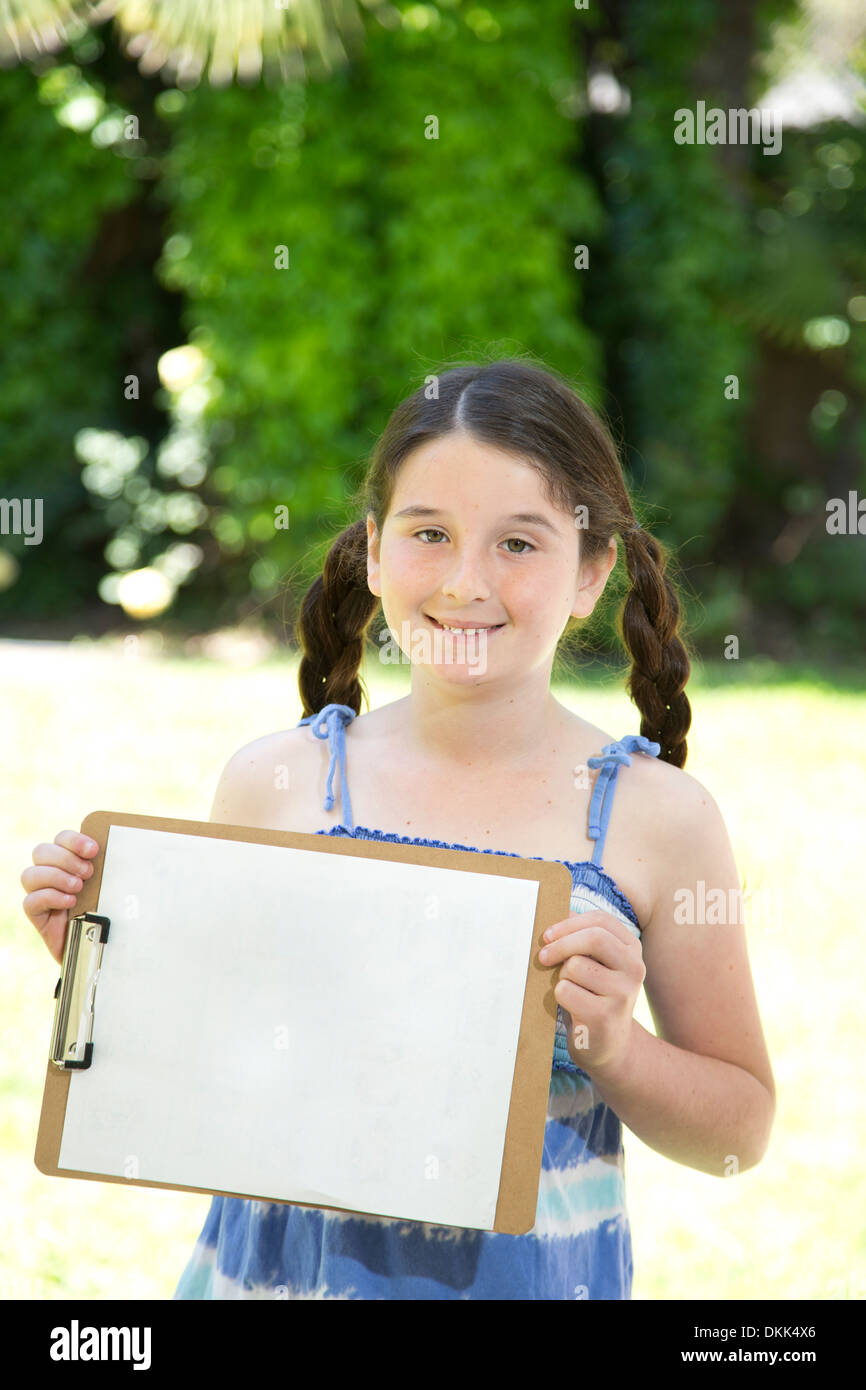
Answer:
[
  {"left": 213, "top": 705, "right": 374, "bottom": 801},
  {"left": 553, "top": 708, "right": 724, "bottom": 853},
  {"left": 207, "top": 722, "right": 331, "bottom": 830},
  {"left": 611, "top": 735, "right": 728, "bottom": 865},
  {"left": 554, "top": 707, "right": 695, "bottom": 790}
]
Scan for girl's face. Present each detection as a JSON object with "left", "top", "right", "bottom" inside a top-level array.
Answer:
[{"left": 366, "top": 430, "right": 616, "bottom": 688}]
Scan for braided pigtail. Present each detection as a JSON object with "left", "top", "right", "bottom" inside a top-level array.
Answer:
[
  {"left": 296, "top": 520, "right": 378, "bottom": 718},
  {"left": 619, "top": 525, "right": 692, "bottom": 767}
]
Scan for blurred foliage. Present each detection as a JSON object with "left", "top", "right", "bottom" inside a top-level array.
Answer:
[
  {"left": 736, "top": 120, "right": 866, "bottom": 653},
  {"left": 583, "top": 1, "right": 757, "bottom": 544},
  {"left": 0, "top": 59, "right": 131, "bottom": 615},
  {"left": 576, "top": 0, "right": 865, "bottom": 658},
  {"left": 0, "top": 0, "right": 863, "bottom": 661}
]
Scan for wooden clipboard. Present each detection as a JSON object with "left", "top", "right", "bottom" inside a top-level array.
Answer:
[{"left": 35, "top": 811, "right": 573, "bottom": 1234}]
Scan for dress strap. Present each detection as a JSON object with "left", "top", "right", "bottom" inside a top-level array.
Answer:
[
  {"left": 296, "top": 703, "right": 357, "bottom": 830},
  {"left": 586, "top": 734, "right": 661, "bottom": 867}
]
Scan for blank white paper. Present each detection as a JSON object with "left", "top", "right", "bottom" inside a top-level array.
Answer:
[{"left": 58, "top": 824, "right": 541, "bottom": 1230}]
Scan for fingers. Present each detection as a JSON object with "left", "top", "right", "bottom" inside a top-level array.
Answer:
[
  {"left": 21, "top": 832, "right": 100, "bottom": 962},
  {"left": 557, "top": 954, "right": 626, "bottom": 998},
  {"left": 51, "top": 830, "right": 100, "bottom": 875},
  {"left": 22, "top": 859, "right": 89, "bottom": 892},
  {"left": 23, "top": 882, "right": 79, "bottom": 918},
  {"left": 22, "top": 835, "right": 98, "bottom": 887},
  {"left": 539, "top": 920, "right": 639, "bottom": 973},
  {"left": 543, "top": 909, "right": 637, "bottom": 950}
]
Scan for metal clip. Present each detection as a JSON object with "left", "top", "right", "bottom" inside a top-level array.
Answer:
[{"left": 50, "top": 912, "right": 110, "bottom": 1070}]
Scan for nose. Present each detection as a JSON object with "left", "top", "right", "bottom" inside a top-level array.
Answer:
[{"left": 440, "top": 544, "right": 492, "bottom": 604}]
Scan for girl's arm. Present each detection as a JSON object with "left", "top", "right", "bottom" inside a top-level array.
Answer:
[{"left": 585, "top": 772, "right": 776, "bottom": 1177}]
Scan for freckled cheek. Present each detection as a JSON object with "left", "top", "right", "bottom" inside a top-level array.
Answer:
[
  {"left": 378, "top": 541, "right": 435, "bottom": 606},
  {"left": 501, "top": 570, "right": 571, "bottom": 636}
]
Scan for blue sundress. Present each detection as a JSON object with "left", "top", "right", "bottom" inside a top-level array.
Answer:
[{"left": 174, "top": 703, "right": 660, "bottom": 1300}]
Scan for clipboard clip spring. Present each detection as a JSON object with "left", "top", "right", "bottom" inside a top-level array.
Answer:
[{"left": 50, "top": 912, "right": 111, "bottom": 1071}]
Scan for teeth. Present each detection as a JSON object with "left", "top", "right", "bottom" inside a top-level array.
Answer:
[{"left": 441, "top": 625, "right": 489, "bottom": 635}]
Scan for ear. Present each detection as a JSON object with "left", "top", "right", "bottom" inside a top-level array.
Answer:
[
  {"left": 570, "top": 537, "right": 617, "bottom": 619},
  {"left": 366, "top": 513, "right": 381, "bottom": 598}
]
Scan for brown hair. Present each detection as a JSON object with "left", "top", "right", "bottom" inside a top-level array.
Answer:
[{"left": 296, "top": 356, "right": 692, "bottom": 766}]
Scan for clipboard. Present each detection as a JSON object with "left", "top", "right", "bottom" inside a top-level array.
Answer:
[{"left": 35, "top": 811, "right": 573, "bottom": 1234}]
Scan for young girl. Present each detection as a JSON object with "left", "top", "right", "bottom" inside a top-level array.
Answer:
[{"left": 23, "top": 358, "right": 775, "bottom": 1300}]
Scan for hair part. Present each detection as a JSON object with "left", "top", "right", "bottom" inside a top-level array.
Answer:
[{"left": 295, "top": 355, "right": 692, "bottom": 766}]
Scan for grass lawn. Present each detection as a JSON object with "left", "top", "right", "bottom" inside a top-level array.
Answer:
[{"left": 2, "top": 633, "right": 864, "bottom": 1300}]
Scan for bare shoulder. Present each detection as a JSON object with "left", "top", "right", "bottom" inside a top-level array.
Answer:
[
  {"left": 635, "top": 752, "right": 725, "bottom": 831},
  {"left": 622, "top": 749, "right": 738, "bottom": 920},
  {"left": 613, "top": 738, "right": 726, "bottom": 840},
  {"left": 216, "top": 723, "right": 321, "bottom": 781},
  {"left": 558, "top": 707, "right": 688, "bottom": 791},
  {"left": 208, "top": 724, "right": 323, "bottom": 829},
  {"left": 617, "top": 751, "right": 736, "bottom": 938}
]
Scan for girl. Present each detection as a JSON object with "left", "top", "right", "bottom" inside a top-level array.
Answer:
[{"left": 23, "top": 357, "right": 775, "bottom": 1300}]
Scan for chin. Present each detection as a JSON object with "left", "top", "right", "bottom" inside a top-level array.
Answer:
[{"left": 414, "top": 661, "right": 490, "bottom": 682}]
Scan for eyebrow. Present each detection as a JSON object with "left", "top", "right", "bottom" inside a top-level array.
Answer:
[{"left": 392, "top": 505, "right": 561, "bottom": 535}]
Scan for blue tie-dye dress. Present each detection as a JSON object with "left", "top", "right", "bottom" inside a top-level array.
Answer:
[{"left": 173, "top": 704, "right": 660, "bottom": 1301}]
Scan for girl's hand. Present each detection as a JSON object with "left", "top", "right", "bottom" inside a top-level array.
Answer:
[
  {"left": 20, "top": 830, "right": 100, "bottom": 966},
  {"left": 537, "top": 909, "right": 646, "bottom": 1075}
]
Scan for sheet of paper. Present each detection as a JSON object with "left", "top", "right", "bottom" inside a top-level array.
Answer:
[{"left": 58, "top": 825, "right": 540, "bottom": 1230}]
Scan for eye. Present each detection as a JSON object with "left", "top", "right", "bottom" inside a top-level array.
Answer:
[
  {"left": 502, "top": 537, "right": 535, "bottom": 554},
  {"left": 414, "top": 528, "right": 536, "bottom": 556}
]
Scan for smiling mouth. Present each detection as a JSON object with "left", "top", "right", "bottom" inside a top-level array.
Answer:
[{"left": 424, "top": 615, "right": 505, "bottom": 634}]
